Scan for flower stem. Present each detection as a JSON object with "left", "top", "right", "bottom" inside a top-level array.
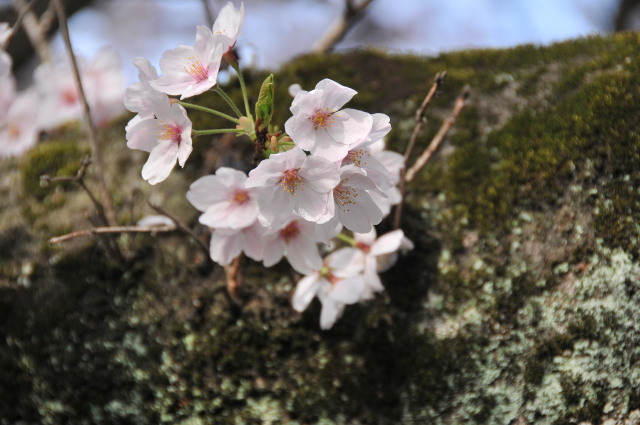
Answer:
[
  {"left": 213, "top": 85, "right": 243, "bottom": 118},
  {"left": 337, "top": 233, "right": 356, "bottom": 246},
  {"left": 231, "top": 63, "right": 253, "bottom": 122},
  {"left": 193, "top": 128, "right": 244, "bottom": 137},
  {"left": 177, "top": 100, "right": 239, "bottom": 124}
]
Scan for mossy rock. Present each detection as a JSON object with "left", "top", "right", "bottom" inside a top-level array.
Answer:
[{"left": 1, "top": 32, "right": 640, "bottom": 424}]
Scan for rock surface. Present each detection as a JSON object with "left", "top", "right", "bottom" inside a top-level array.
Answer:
[{"left": 1, "top": 32, "right": 639, "bottom": 424}]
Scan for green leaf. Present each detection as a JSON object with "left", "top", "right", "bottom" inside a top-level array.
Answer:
[{"left": 255, "top": 74, "right": 274, "bottom": 131}]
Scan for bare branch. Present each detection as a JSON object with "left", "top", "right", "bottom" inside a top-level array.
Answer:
[
  {"left": 313, "top": 0, "right": 374, "bottom": 53},
  {"left": 393, "top": 85, "right": 469, "bottom": 229},
  {"left": 38, "top": 0, "right": 57, "bottom": 34},
  {"left": 405, "top": 86, "right": 470, "bottom": 182},
  {"left": 41, "top": 156, "right": 110, "bottom": 228},
  {"left": 49, "top": 223, "right": 177, "bottom": 245},
  {"left": 11, "top": 0, "right": 50, "bottom": 61},
  {"left": 148, "top": 202, "right": 210, "bottom": 258},
  {"left": 53, "top": 0, "right": 116, "bottom": 226},
  {"left": 403, "top": 72, "right": 447, "bottom": 163}
]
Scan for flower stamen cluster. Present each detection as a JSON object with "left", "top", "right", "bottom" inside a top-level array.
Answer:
[
  {"left": 309, "top": 108, "right": 335, "bottom": 129},
  {"left": 278, "top": 168, "right": 304, "bottom": 194}
]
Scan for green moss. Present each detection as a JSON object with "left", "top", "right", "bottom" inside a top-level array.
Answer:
[{"left": 19, "top": 139, "right": 89, "bottom": 201}]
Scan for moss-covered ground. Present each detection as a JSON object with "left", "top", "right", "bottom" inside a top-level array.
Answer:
[{"left": 1, "top": 32, "right": 640, "bottom": 424}]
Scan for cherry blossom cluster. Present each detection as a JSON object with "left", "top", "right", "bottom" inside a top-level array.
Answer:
[
  {"left": 122, "top": 2, "right": 413, "bottom": 329},
  {"left": 0, "top": 21, "right": 125, "bottom": 158}
]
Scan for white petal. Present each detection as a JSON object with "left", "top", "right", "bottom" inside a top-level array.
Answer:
[
  {"left": 336, "top": 188, "right": 383, "bottom": 234},
  {"left": 141, "top": 141, "right": 179, "bottom": 185},
  {"left": 209, "top": 230, "right": 242, "bottom": 265},
  {"left": 285, "top": 115, "right": 316, "bottom": 151},
  {"left": 326, "top": 247, "right": 365, "bottom": 276},
  {"left": 132, "top": 56, "right": 158, "bottom": 82},
  {"left": 326, "top": 109, "right": 373, "bottom": 146},
  {"left": 186, "top": 175, "right": 230, "bottom": 211},
  {"left": 315, "top": 78, "right": 357, "bottom": 110},
  {"left": 241, "top": 223, "right": 266, "bottom": 261},
  {"left": 370, "top": 230, "right": 405, "bottom": 256},
  {"left": 126, "top": 117, "right": 159, "bottom": 152},
  {"left": 319, "top": 297, "right": 345, "bottom": 330},
  {"left": 285, "top": 235, "right": 322, "bottom": 274},
  {"left": 292, "top": 274, "right": 321, "bottom": 312},
  {"left": 328, "top": 275, "right": 366, "bottom": 304}
]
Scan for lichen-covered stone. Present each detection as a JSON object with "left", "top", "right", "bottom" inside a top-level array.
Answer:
[{"left": 1, "top": 32, "right": 639, "bottom": 424}]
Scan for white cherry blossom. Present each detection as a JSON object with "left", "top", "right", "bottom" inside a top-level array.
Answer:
[
  {"left": 209, "top": 221, "right": 266, "bottom": 266},
  {"left": 212, "top": 2, "right": 245, "bottom": 53},
  {"left": 125, "top": 98, "right": 192, "bottom": 185},
  {"left": 323, "top": 165, "right": 383, "bottom": 234},
  {"left": 124, "top": 57, "right": 167, "bottom": 119},
  {"left": 367, "top": 139, "right": 405, "bottom": 216},
  {"left": 292, "top": 247, "right": 366, "bottom": 329},
  {"left": 0, "top": 90, "right": 39, "bottom": 158},
  {"left": 187, "top": 167, "right": 258, "bottom": 230},
  {"left": 354, "top": 229, "right": 410, "bottom": 299},
  {"left": 35, "top": 48, "right": 124, "bottom": 129},
  {"left": 150, "top": 26, "right": 225, "bottom": 99},
  {"left": 245, "top": 147, "right": 339, "bottom": 227},
  {"left": 284, "top": 79, "right": 373, "bottom": 161},
  {"left": 261, "top": 215, "right": 325, "bottom": 274}
]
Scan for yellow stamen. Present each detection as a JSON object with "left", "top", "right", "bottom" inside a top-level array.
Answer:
[
  {"left": 279, "top": 168, "right": 304, "bottom": 195},
  {"left": 159, "top": 122, "right": 182, "bottom": 142},
  {"left": 309, "top": 108, "right": 335, "bottom": 129},
  {"left": 344, "top": 149, "right": 367, "bottom": 167},
  {"left": 184, "top": 56, "right": 209, "bottom": 82},
  {"left": 231, "top": 189, "right": 250, "bottom": 205},
  {"left": 334, "top": 178, "right": 358, "bottom": 212}
]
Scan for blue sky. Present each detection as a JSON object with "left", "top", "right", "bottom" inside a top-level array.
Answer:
[{"left": 45, "top": 0, "right": 619, "bottom": 83}]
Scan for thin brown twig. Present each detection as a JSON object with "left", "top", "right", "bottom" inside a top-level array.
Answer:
[
  {"left": 313, "top": 0, "right": 374, "bottom": 53},
  {"left": 392, "top": 85, "right": 470, "bottom": 229},
  {"left": 405, "top": 86, "right": 470, "bottom": 182},
  {"left": 148, "top": 202, "right": 210, "bottom": 258},
  {"left": 2, "top": 0, "right": 34, "bottom": 50},
  {"left": 48, "top": 223, "right": 177, "bottom": 245},
  {"left": 38, "top": 0, "right": 58, "bottom": 34},
  {"left": 40, "top": 156, "right": 109, "bottom": 224},
  {"left": 224, "top": 256, "right": 243, "bottom": 307},
  {"left": 402, "top": 72, "right": 447, "bottom": 163},
  {"left": 11, "top": 0, "right": 50, "bottom": 61},
  {"left": 54, "top": 0, "right": 117, "bottom": 227},
  {"left": 42, "top": 156, "right": 125, "bottom": 261}
]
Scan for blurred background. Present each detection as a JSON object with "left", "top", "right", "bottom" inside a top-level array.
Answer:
[{"left": 1, "top": 0, "right": 639, "bottom": 84}]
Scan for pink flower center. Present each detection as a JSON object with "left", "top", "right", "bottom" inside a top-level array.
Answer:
[
  {"left": 7, "top": 124, "right": 20, "bottom": 139},
  {"left": 334, "top": 179, "right": 357, "bottom": 210},
  {"left": 309, "top": 108, "right": 335, "bottom": 129},
  {"left": 356, "top": 242, "right": 371, "bottom": 254},
  {"left": 343, "top": 149, "right": 366, "bottom": 167},
  {"left": 185, "top": 56, "right": 209, "bottom": 82},
  {"left": 159, "top": 122, "right": 182, "bottom": 142},
  {"left": 278, "top": 168, "right": 304, "bottom": 195},
  {"left": 62, "top": 87, "right": 78, "bottom": 106},
  {"left": 279, "top": 220, "right": 300, "bottom": 244},
  {"left": 320, "top": 265, "right": 339, "bottom": 285},
  {"left": 231, "top": 188, "right": 250, "bottom": 205}
]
